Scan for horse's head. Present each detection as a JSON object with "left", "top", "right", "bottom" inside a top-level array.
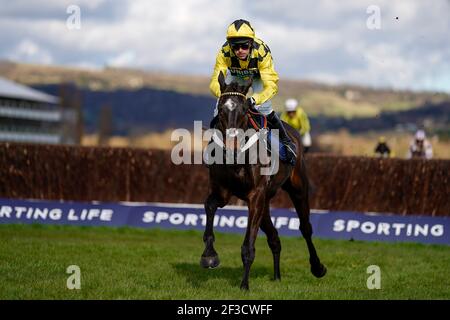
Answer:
[{"left": 216, "top": 71, "right": 253, "bottom": 136}]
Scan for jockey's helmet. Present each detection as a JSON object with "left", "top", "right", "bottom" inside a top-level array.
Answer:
[
  {"left": 285, "top": 98, "right": 298, "bottom": 112},
  {"left": 415, "top": 130, "right": 426, "bottom": 141},
  {"left": 227, "top": 19, "right": 255, "bottom": 44}
]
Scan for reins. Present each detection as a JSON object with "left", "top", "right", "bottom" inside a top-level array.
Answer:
[{"left": 247, "top": 112, "right": 267, "bottom": 130}]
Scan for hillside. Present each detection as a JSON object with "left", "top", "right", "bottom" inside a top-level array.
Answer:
[
  {"left": 311, "top": 101, "right": 450, "bottom": 134},
  {"left": 29, "top": 82, "right": 450, "bottom": 139},
  {"left": 1, "top": 60, "right": 449, "bottom": 118},
  {"left": 33, "top": 84, "right": 214, "bottom": 134}
]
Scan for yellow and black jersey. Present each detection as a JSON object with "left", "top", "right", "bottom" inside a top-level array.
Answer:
[
  {"left": 209, "top": 37, "right": 279, "bottom": 106},
  {"left": 280, "top": 108, "right": 311, "bottom": 136}
]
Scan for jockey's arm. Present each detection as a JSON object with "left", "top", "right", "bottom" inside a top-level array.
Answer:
[
  {"left": 252, "top": 53, "right": 279, "bottom": 105},
  {"left": 298, "top": 109, "right": 311, "bottom": 136},
  {"left": 209, "top": 50, "right": 228, "bottom": 98},
  {"left": 425, "top": 141, "right": 433, "bottom": 159}
]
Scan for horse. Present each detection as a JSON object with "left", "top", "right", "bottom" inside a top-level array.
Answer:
[{"left": 200, "top": 72, "right": 326, "bottom": 290}]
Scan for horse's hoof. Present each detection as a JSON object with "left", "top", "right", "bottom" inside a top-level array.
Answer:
[
  {"left": 311, "top": 263, "right": 327, "bottom": 278},
  {"left": 240, "top": 283, "right": 249, "bottom": 291},
  {"left": 200, "top": 255, "right": 220, "bottom": 269}
]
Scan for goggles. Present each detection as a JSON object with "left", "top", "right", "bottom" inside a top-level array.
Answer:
[{"left": 231, "top": 42, "right": 251, "bottom": 51}]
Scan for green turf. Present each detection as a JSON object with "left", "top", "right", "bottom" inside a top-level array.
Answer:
[{"left": 0, "top": 224, "right": 449, "bottom": 299}]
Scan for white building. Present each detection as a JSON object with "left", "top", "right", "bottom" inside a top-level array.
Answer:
[{"left": 0, "top": 77, "right": 78, "bottom": 144}]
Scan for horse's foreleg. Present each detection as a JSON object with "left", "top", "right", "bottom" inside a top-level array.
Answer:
[
  {"left": 260, "top": 212, "right": 281, "bottom": 281},
  {"left": 200, "top": 192, "right": 228, "bottom": 269},
  {"left": 240, "top": 190, "right": 266, "bottom": 290}
]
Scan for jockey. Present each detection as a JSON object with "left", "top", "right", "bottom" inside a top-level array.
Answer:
[
  {"left": 280, "top": 98, "right": 312, "bottom": 153},
  {"left": 374, "top": 136, "right": 391, "bottom": 158},
  {"left": 407, "top": 130, "right": 433, "bottom": 159},
  {"left": 209, "top": 19, "right": 296, "bottom": 164}
]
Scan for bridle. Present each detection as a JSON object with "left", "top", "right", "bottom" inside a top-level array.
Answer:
[
  {"left": 220, "top": 92, "right": 247, "bottom": 100},
  {"left": 217, "top": 91, "right": 248, "bottom": 133},
  {"left": 212, "top": 91, "right": 265, "bottom": 154},
  {"left": 219, "top": 91, "right": 266, "bottom": 130},
  {"left": 217, "top": 90, "right": 248, "bottom": 133}
]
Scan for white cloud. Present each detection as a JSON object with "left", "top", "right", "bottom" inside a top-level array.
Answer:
[
  {"left": 0, "top": 0, "right": 449, "bottom": 92},
  {"left": 107, "top": 51, "right": 136, "bottom": 67},
  {"left": 7, "top": 39, "right": 53, "bottom": 64}
]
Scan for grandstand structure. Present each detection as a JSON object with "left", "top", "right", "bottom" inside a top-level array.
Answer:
[{"left": 0, "top": 77, "right": 78, "bottom": 144}]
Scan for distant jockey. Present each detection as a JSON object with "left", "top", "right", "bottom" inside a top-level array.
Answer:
[
  {"left": 407, "top": 130, "right": 433, "bottom": 159},
  {"left": 374, "top": 136, "right": 391, "bottom": 158},
  {"left": 280, "top": 98, "right": 312, "bottom": 153}
]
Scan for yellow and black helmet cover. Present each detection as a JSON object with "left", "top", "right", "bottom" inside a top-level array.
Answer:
[{"left": 226, "top": 19, "right": 255, "bottom": 43}]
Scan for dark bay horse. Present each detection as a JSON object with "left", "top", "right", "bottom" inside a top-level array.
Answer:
[{"left": 200, "top": 72, "right": 326, "bottom": 290}]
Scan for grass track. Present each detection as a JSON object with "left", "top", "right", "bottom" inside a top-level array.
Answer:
[{"left": 0, "top": 224, "right": 449, "bottom": 299}]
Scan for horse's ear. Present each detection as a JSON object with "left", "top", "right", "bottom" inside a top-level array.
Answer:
[{"left": 218, "top": 71, "right": 226, "bottom": 93}]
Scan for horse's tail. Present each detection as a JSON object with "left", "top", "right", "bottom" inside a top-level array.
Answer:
[{"left": 308, "top": 176, "right": 317, "bottom": 197}]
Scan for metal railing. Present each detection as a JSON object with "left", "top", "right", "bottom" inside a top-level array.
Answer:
[
  {"left": 0, "top": 105, "right": 62, "bottom": 122},
  {"left": 0, "top": 131, "right": 61, "bottom": 144}
]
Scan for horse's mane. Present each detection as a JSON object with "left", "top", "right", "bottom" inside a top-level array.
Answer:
[{"left": 224, "top": 81, "right": 243, "bottom": 93}]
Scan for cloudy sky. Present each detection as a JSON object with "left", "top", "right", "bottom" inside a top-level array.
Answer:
[{"left": 1, "top": 0, "right": 449, "bottom": 92}]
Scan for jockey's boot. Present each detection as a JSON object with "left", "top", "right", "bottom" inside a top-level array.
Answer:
[{"left": 267, "top": 111, "right": 297, "bottom": 165}]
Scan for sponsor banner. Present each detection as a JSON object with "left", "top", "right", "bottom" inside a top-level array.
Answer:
[{"left": 0, "top": 198, "right": 448, "bottom": 245}]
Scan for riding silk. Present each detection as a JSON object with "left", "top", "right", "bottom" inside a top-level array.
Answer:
[
  {"left": 280, "top": 108, "right": 311, "bottom": 136},
  {"left": 209, "top": 37, "right": 279, "bottom": 108}
]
